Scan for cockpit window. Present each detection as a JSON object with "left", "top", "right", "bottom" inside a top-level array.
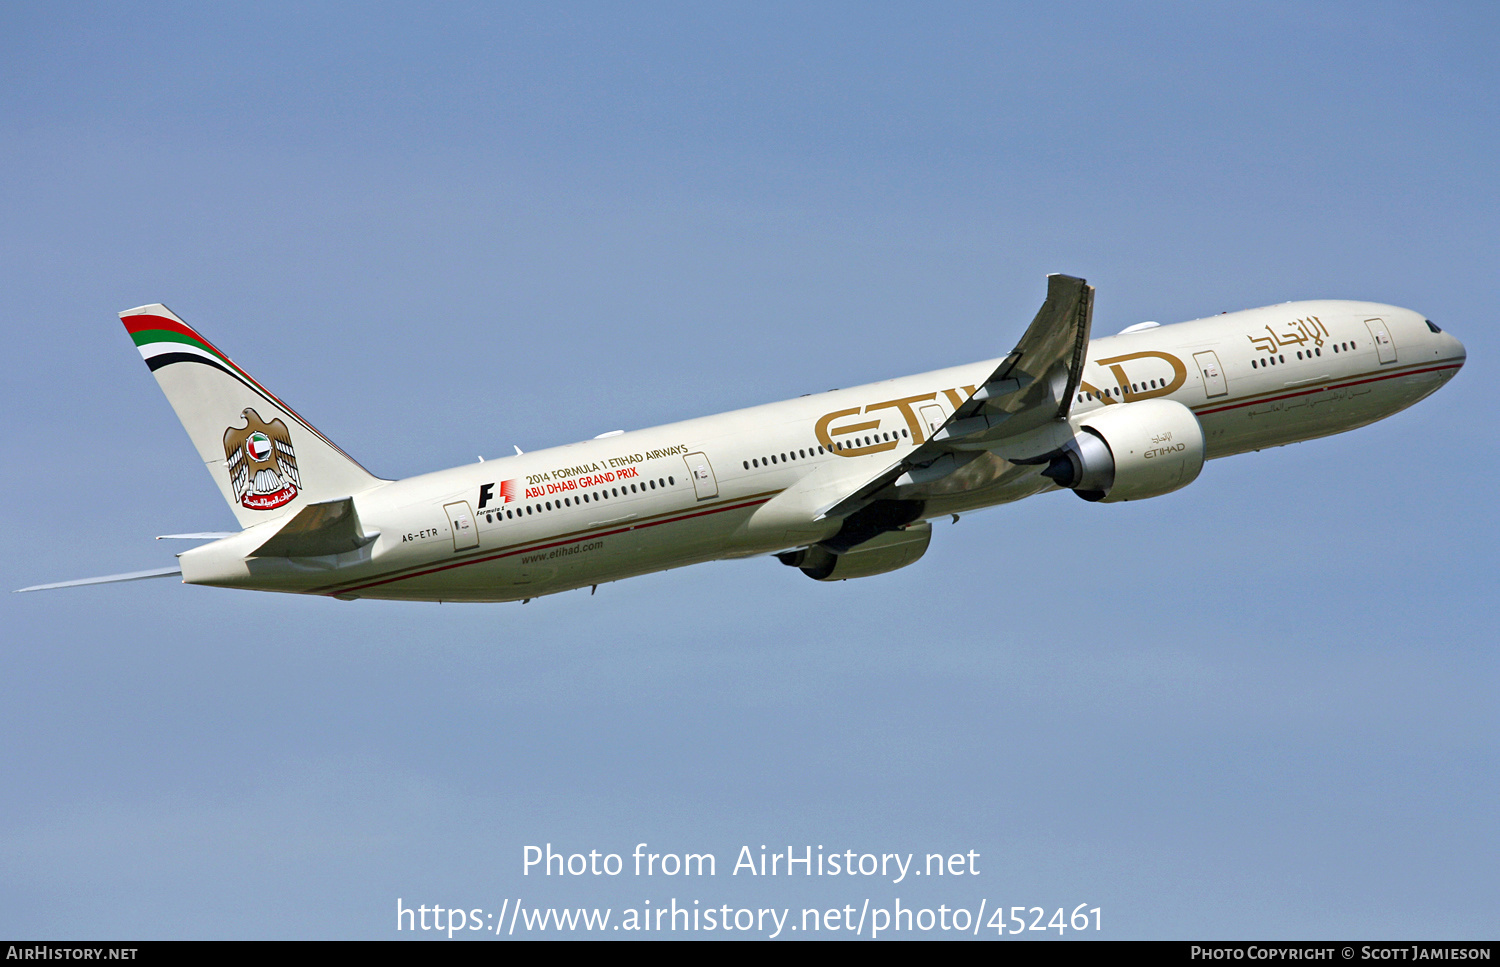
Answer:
[{"left": 1427, "top": 319, "right": 1442, "bottom": 333}]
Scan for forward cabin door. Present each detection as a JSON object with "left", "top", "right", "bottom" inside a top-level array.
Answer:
[
  {"left": 1363, "top": 317, "right": 1398, "bottom": 365},
  {"left": 683, "top": 452, "right": 719, "bottom": 500}
]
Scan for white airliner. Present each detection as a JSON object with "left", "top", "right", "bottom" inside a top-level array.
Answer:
[{"left": 19, "top": 276, "right": 1464, "bottom": 600}]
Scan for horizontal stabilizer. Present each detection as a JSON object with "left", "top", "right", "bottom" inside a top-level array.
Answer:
[
  {"left": 156, "top": 532, "right": 236, "bottom": 540},
  {"left": 251, "top": 496, "right": 375, "bottom": 558},
  {"left": 16, "top": 566, "right": 182, "bottom": 593}
]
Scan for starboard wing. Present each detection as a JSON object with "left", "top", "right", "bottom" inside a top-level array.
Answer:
[{"left": 817, "top": 274, "right": 1094, "bottom": 521}]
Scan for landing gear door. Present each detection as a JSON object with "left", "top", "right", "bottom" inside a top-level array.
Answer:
[
  {"left": 1193, "top": 350, "right": 1228, "bottom": 399},
  {"left": 683, "top": 452, "right": 719, "bottom": 501},
  {"left": 1363, "top": 317, "right": 1398, "bottom": 365},
  {"left": 444, "top": 501, "right": 479, "bottom": 551}
]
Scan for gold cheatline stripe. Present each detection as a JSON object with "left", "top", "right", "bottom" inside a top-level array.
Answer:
[
  {"left": 309, "top": 358, "right": 1464, "bottom": 595},
  {"left": 1193, "top": 359, "right": 1462, "bottom": 416},
  {"left": 313, "top": 489, "right": 785, "bottom": 595}
]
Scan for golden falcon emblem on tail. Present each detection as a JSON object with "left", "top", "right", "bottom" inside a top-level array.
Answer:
[{"left": 223, "top": 408, "right": 300, "bottom": 510}]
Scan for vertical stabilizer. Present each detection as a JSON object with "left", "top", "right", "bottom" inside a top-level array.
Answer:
[{"left": 122, "top": 304, "right": 386, "bottom": 528}]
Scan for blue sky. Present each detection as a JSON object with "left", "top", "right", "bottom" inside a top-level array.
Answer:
[{"left": 2, "top": 2, "right": 1495, "bottom": 939}]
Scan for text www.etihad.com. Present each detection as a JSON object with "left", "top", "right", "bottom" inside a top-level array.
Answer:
[
  {"left": 396, "top": 898, "right": 1101, "bottom": 938},
  {"left": 520, "top": 541, "right": 602, "bottom": 564}
]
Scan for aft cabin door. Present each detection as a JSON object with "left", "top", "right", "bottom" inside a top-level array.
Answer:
[
  {"left": 683, "top": 452, "right": 718, "bottom": 500},
  {"left": 1363, "top": 318, "right": 1398, "bottom": 365},
  {"left": 444, "top": 501, "right": 479, "bottom": 551}
]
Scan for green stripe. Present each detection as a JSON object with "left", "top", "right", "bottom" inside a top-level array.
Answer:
[{"left": 130, "top": 328, "right": 228, "bottom": 363}]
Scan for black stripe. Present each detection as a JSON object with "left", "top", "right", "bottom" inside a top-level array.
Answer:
[
  {"left": 142, "top": 351, "right": 383, "bottom": 479},
  {"left": 145, "top": 351, "right": 239, "bottom": 377},
  {"left": 144, "top": 352, "right": 293, "bottom": 430}
]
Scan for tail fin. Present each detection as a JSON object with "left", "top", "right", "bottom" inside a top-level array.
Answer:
[{"left": 122, "top": 304, "right": 386, "bottom": 528}]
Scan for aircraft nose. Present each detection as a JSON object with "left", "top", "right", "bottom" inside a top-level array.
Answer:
[
  {"left": 1426, "top": 318, "right": 1465, "bottom": 370},
  {"left": 1443, "top": 329, "right": 1466, "bottom": 369},
  {"left": 1440, "top": 326, "right": 1464, "bottom": 367}
]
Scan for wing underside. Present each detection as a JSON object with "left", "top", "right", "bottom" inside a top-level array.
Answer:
[{"left": 818, "top": 273, "right": 1094, "bottom": 522}]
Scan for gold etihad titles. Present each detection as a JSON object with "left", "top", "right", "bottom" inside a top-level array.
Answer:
[
  {"left": 1080, "top": 350, "right": 1188, "bottom": 405},
  {"left": 815, "top": 388, "right": 978, "bottom": 456}
]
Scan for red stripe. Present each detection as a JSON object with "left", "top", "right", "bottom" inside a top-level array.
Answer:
[
  {"left": 123, "top": 312, "right": 296, "bottom": 408},
  {"left": 123, "top": 314, "right": 193, "bottom": 337},
  {"left": 316, "top": 358, "right": 1455, "bottom": 598},
  {"left": 124, "top": 313, "right": 296, "bottom": 413},
  {"left": 123, "top": 315, "right": 219, "bottom": 347},
  {"left": 123, "top": 312, "right": 378, "bottom": 472},
  {"left": 324, "top": 496, "right": 774, "bottom": 596},
  {"left": 1197, "top": 363, "right": 1462, "bottom": 416},
  {"left": 124, "top": 315, "right": 258, "bottom": 382}
]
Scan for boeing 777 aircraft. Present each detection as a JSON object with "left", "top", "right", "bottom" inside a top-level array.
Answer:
[{"left": 19, "top": 275, "right": 1465, "bottom": 600}]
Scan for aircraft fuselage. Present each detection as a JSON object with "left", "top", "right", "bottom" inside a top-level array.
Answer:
[{"left": 175, "top": 298, "right": 1464, "bottom": 602}]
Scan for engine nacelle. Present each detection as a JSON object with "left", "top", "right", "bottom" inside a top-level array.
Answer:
[
  {"left": 1042, "top": 398, "right": 1205, "bottom": 502},
  {"left": 778, "top": 521, "right": 932, "bottom": 581}
]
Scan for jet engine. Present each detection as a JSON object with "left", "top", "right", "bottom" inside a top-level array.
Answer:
[
  {"left": 777, "top": 521, "right": 932, "bottom": 581},
  {"left": 1041, "top": 398, "right": 1205, "bottom": 502}
]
